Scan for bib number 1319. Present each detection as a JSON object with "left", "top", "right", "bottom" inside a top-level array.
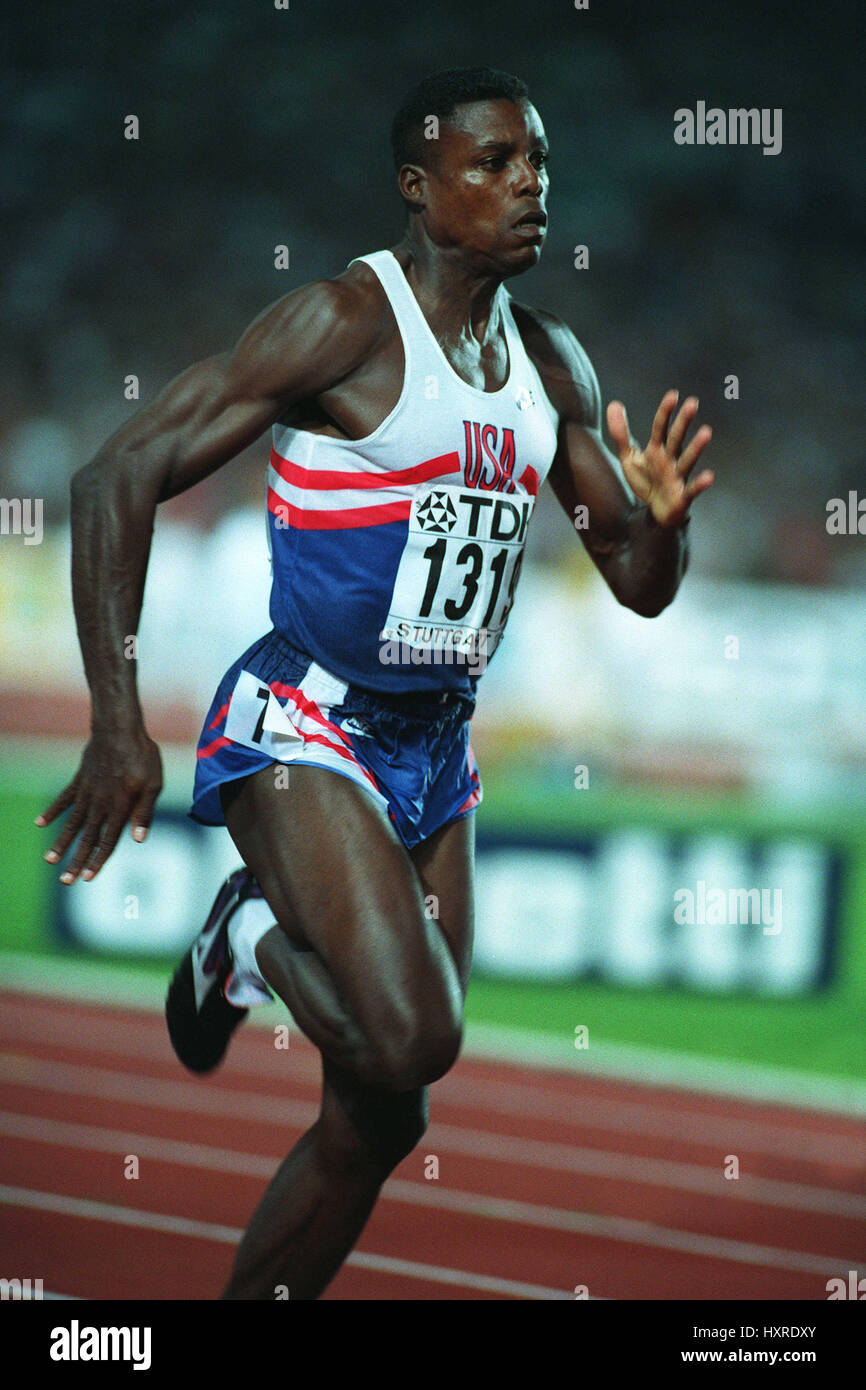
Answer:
[
  {"left": 418, "top": 536, "right": 520, "bottom": 628},
  {"left": 382, "top": 484, "right": 534, "bottom": 651}
]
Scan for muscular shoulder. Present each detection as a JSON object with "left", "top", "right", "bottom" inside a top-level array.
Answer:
[
  {"left": 230, "top": 261, "right": 392, "bottom": 405},
  {"left": 509, "top": 300, "right": 602, "bottom": 429}
]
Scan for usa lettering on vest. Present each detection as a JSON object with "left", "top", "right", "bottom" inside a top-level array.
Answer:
[{"left": 462, "top": 420, "right": 517, "bottom": 491}]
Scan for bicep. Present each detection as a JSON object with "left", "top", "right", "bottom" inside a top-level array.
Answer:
[
  {"left": 163, "top": 279, "right": 371, "bottom": 497},
  {"left": 84, "top": 279, "right": 370, "bottom": 502},
  {"left": 154, "top": 353, "right": 284, "bottom": 500}
]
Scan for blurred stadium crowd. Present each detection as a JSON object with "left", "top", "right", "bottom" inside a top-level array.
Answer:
[
  {"left": 2, "top": 0, "right": 863, "bottom": 796},
  {"left": 3, "top": 1, "right": 862, "bottom": 577}
]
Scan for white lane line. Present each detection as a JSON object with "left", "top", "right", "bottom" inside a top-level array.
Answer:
[
  {"left": 0, "top": 1182, "right": 245, "bottom": 1242},
  {"left": 0, "top": 998, "right": 321, "bottom": 1079},
  {"left": 0, "top": 1111, "right": 273, "bottom": 1178},
  {"left": 2, "top": 1057, "right": 864, "bottom": 1217},
  {"left": 1, "top": 1051, "right": 863, "bottom": 1213},
  {"left": 385, "top": 1185, "right": 866, "bottom": 1276},
  {"left": 0, "top": 1185, "right": 570, "bottom": 1300},
  {"left": 0, "top": 1173, "right": 855, "bottom": 1280},
  {"left": 3, "top": 996, "right": 865, "bottom": 1166},
  {"left": 4, "top": 1109, "right": 866, "bottom": 1273},
  {"left": 0, "top": 1051, "right": 319, "bottom": 1129},
  {"left": 424, "top": 1122, "right": 866, "bottom": 1220},
  {"left": 436, "top": 1078, "right": 866, "bottom": 1167},
  {"left": 343, "top": 1253, "right": 576, "bottom": 1300},
  {"left": 1, "top": 1292, "right": 84, "bottom": 1301},
  {"left": 4, "top": 956, "right": 865, "bottom": 1116},
  {"left": 3, "top": 1108, "right": 865, "bottom": 1222}
]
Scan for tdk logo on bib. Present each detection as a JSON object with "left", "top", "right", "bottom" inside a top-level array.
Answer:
[
  {"left": 416, "top": 492, "right": 458, "bottom": 533},
  {"left": 458, "top": 493, "right": 532, "bottom": 542}
]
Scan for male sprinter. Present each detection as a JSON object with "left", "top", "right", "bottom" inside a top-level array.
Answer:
[{"left": 37, "top": 68, "right": 713, "bottom": 1299}]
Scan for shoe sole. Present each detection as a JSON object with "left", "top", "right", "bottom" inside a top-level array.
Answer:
[{"left": 165, "top": 946, "right": 248, "bottom": 1075}]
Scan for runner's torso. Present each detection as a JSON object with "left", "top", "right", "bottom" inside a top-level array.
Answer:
[{"left": 266, "top": 248, "right": 560, "bottom": 694}]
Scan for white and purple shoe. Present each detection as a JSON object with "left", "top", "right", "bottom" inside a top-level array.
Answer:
[{"left": 165, "top": 866, "right": 269, "bottom": 1074}]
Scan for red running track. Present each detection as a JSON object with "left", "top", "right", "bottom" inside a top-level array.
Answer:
[{"left": 0, "top": 989, "right": 864, "bottom": 1300}]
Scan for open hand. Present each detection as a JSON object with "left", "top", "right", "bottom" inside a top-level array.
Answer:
[{"left": 607, "top": 390, "right": 714, "bottom": 527}]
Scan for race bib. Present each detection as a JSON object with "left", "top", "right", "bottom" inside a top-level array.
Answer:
[
  {"left": 223, "top": 669, "right": 304, "bottom": 757},
  {"left": 381, "top": 484, "right": 533, "bottom": 661}
]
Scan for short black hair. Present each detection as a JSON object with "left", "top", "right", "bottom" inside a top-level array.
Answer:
[{"left": 390, "top": 67, "right": 530, "bottom": 172}]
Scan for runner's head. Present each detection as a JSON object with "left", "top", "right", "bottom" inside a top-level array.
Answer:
[{"left": 391, "top": 67, "right": 549, "bottom": 276}]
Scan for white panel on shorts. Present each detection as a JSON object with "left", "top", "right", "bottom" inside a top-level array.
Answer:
[{"left": 222, "top": 665, "right": 391, "bottom": 818}]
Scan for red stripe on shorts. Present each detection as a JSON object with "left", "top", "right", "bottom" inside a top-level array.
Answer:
[
  {"left": 197, "top": 734, "right": 232, "bottom": 760},
  {"left": 206, "top": 697, "right": 231, "bottom": 732},
  {"left": 268, "top": 681, "right": 383, "bottom": 796}
]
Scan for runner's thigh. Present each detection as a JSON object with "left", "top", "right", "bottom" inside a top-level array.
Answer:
[
  {"left": 220, "top": 763, "right": 463, "bottom": 1044},
  {"left": 409, "top": 814, "right": 475, "bottom": 996}
]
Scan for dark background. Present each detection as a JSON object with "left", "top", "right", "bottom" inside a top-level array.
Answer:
[{"left": 3, "top": 0, "right": 863, "bottom": 582}]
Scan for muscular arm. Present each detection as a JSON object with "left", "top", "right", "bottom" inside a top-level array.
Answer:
[
  {"left": 39, "top": 277, "right": 381, "bottom": 881},
  {"left": 513, "top": 304, "right": 713, "bottom": 618}
]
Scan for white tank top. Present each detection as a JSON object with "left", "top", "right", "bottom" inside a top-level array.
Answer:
[{"left": 265, "top": 248, "right": 560, "bottom": 695}]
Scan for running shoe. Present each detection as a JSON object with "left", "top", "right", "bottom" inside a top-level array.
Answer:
[{"left": 165, "top": 866, "right": 262, "bottom": 1074}]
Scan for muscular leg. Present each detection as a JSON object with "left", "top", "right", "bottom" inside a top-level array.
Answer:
[
  {"left": 250, "top": 805, "right": 476, "bottom": 1070},
  {"left": 409, "top": 810, "right": 475, "bottom": 995},
  {"left": 221, "top": 1056, "right": 429, "bottom": 1300},
  {"left": 219, "top": 765, "right": 474, "bottom": 1299}
]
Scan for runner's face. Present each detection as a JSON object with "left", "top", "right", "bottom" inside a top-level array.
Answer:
[{"left": 421, "top": 100, "right": 549, "bottom": 274}]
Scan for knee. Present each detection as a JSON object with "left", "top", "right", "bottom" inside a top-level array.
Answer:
[
  {"left": 318, "top": 1087, "right": 430, "bottom": 1175},
  {"left": 370, "top": 1011, "right": 463, "bottom": 1091}
]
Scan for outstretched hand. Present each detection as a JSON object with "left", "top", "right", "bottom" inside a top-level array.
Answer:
[
  {"left": 36, "top": 731, "right": 163, "bottom": 884},
  {"left": 607, "top": 390, "right": 714, "bottom": 527}
]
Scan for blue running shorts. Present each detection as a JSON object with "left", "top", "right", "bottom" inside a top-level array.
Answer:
[{"left": 190, "top": 629, "right": 482, "bottom": 850}]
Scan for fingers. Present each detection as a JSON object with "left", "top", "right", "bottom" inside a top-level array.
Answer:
[
  {"left": 649, "top": 392, "right": 713, "bottom": 471},
  {"left": 52, "top": 798, "right": 114, "bottom": 884},
  {"left": 38, "top": 737, "right": 163, "bottom": 886},
  {"left": 685, "top": 469, "right": 714, "bottom": 503},
  {"left": 606, "top": 400, "right": 637, "bottom": 461},
  {"left": 66, "top": 811, "right": 129, "bottom": 884},
  {"left": 35, "top": 781, "right": 78, "bottom": 829},
  {"left": 43, "top": 802, "right": 87, "bottom": 870},
  {"left": 130, "top": 781, "right": 161, "bottom": 844},
  {"left": 666, "top": 397, "right": 700, "bottom": 457},
  {"left": 41, "top": 779, "right": 161, "bottom": 884},
  {"left": 649, "top": 390, "right": 680, "bottom": 448},
  {"left": 678, "top": 424, "right": 713, "bottom": 478},
  {"left": 58, "top": 809, "right": 108, "bottom": 885}
]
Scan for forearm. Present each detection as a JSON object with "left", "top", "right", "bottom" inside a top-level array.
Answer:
[
  {"left": 603, "top": 503, "right": 689, "bottom": 617},
  {"left": 67, "top": 355, "right": 239, "bottom": 734},
  {"left": 70, "top": 453, "right": 163, "bottom": 734}
]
